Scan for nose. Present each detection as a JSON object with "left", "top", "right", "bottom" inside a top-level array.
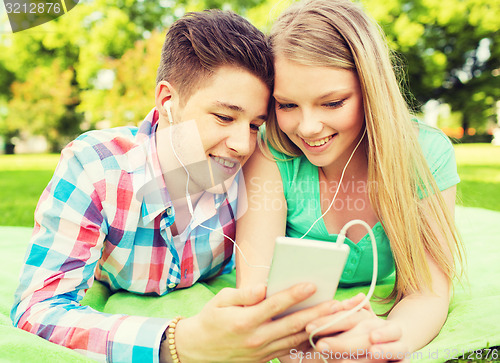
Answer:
[
  {"left": 225, "top": 122, "right": 252, "bottom": 156},
  {"left": 297, "top": 108, "right": 324, "bottom": 137}
]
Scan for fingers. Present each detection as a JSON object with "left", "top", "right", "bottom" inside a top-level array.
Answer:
[
  {"left": 313, "top": 318, "right": 386, "bottom": 353},
  {"left": 212, "top": 284, "right": 267, "bottom": 308},
  {"left": 305, "top": 307, "right": 374, "bottom": 336},
  {"left": 341, "top": 293, "right": 374, "bottom": 313},
  {"left": 251, "top": 299, "right": 338, "bottom": 358},
  {"left": 370, "top": 322, "right": 403, "bottom": 345},
  {"left": 315, "top": 332, "right": 370, "bottom": 355},
  {"left": 259, "top": 331, "right": 311, "bottom": 362},
  {"left": 368, "top": 323, "right": 407, "bottom": 362},
  {"left": 251, "top": 283, "right": 317, "bottom": 323},
  {"left": 270, "top": 299, "right": 339, "bottom": 338}
]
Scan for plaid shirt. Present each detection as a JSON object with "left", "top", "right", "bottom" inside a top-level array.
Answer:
[{"left": 11, "top": 109, "right": 240, "bottom": 362}]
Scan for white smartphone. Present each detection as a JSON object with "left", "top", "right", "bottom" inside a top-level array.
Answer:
[{"left": 266, "top": 236, "right": 350, "bottom": 318}]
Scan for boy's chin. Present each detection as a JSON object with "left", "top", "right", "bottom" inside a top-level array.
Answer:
[{"left": 203, "top": 175, "right": 237, "bottom": 195}]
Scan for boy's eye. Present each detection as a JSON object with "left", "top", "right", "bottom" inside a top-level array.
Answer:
[
  {"left": 276, "top": 103, "right": 297, "bottom": 110},
  {"left": 214, "top": 114, "right": 233, "bottom": 122},
  {"left": 250, "top": 123, "right": 262, "bottom": 131}
]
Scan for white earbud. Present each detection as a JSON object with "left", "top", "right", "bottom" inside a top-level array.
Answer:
[{"left": 163, "top": 100, "right": 173, "bottom": 124}]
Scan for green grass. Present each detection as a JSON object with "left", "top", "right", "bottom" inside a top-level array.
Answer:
[
  {"left": 0, "top": 154, "right": 59, "bottom": 227},
  {"left": 454, "top": 144, "right": 500, "bottom": 212},
  {"left": 0, "top": 147, "right": 499, "bottom": 361},
  {"left": 0, "top": 144, "right": 499, "bottom": 227}
]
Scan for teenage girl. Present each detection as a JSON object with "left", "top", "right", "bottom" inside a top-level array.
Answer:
[{"left": 236, "top": 0, "right": 463, "bottom": 360}]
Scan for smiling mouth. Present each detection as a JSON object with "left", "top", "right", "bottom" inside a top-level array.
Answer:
[
  {"left": 304, "top": 134, "right": 336, "bottom": 147},
  {"left": 211, "top": 155, "right": 237, "bottom": 169}
]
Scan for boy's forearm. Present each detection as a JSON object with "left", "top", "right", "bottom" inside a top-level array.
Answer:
[{"left": 387, "top": 293, "right": 449, "bottom": 352}]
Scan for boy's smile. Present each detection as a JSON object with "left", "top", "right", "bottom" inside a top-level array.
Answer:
[{"left": 156, "top": 65, "right": 270, "bottom": 195}]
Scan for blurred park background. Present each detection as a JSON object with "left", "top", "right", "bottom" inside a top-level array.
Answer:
[{"left": 0, "top": 0, "right": 499, "bottom": 227}]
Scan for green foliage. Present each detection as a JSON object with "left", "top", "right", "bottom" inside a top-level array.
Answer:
[
  {"left": 0, "top": 0, "right": 177, "bottom": 150},
  {"left": 0, "top": 0, "right": 499, "bottom": 148},
  {"left": 3, "top": 61, "right": 80, "bottom": 151},
  {"left": 362, "top": 0, "right": 500, "bottom": 131},
  {"left": 79, "top": 30, "right": 164, "bottom": 127}
]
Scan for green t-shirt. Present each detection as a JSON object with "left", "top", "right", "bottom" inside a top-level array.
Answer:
[{"left": 268, "top": 123, "right": 460, "bottom": 286}]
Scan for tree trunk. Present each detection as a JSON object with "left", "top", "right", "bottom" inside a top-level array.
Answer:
[
  {"left": 5, "top": 142, "right": 15, "bottom": 154},
  {"left": 461, "top": 114, "right": 470, "bottom": 137}
]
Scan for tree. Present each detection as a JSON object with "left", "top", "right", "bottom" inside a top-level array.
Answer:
[
  {"left": 4, "top": 61, "right": 80, "bottom": 152},
  {"left": 362, "top": 0, "right": 500, "bottom": 133},
  {"left": 0, "top": 0, "right": 178, "bottom": 151},
  {"left": 2, "top": 0, "right": 499, "bottom": 149},
  {"left": 78, "top": 30, "right": 164, "bottom": 128}
]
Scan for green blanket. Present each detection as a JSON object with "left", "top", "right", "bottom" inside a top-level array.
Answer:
[{"left": 1, "top": 206, "right": 499, "bottom": 362}]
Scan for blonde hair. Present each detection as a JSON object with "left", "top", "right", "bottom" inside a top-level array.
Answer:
[{"left": 267, "top": 0, "right": 463, "bottom": 309}]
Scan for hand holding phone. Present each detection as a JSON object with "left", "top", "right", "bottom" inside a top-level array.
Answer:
[{"left": 266, "top": 236, "right": 350, "bottom": 318}]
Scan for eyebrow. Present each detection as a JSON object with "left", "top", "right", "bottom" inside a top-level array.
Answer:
[
  {"left": 274, "top": 89, "right": 351, "bottom": 102},
  {"left": 317, "top": 90, "right": 351, "bottom": 100},
  {"left": 215, "top": 101, "right": 268, "bottom": 121},
  {"left": 216, "top": 101, "right": 244, "bottom": 113}
]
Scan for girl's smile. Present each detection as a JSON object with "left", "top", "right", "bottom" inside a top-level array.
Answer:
[
  {"left": 301, "top": 133, "right": 338, "bottom": 152},
  {"left": 273, "top": 55, "right": 365, "bottom": 171}
]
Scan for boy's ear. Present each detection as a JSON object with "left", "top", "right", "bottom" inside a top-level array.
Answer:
[{"left": 155, "top": 81, "right": 178, "bottom": 116}]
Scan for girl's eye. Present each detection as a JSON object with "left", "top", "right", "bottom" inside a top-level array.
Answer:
[
  {"left": 215, "top": 114, "right": 233, "bottom": 122},
  {"left": 276, "top": 103, "right": 297, "bottom": 110},
  {"left": 324, "top": 99, "right": 346, "bottom": 108}
]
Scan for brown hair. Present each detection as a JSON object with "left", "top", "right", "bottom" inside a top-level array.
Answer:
[{"left": 156, "top": 10, "right": 274, "bottom": 101}]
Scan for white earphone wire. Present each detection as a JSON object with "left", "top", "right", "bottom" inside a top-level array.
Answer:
[
  {"left": 300, "top": 127, "right": 367, "bottom": 239},
  {"left": 166, "top": 106, "right": 269, "bottom": 270}
]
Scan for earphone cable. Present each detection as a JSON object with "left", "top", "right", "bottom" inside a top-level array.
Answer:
[
  {"left": 168, "top": 119, "right": 270, "bottom": 270},
  {"left": 300, "top": 128, "right": 367, "bottom": 239},
  {"left": 298, "top": 219, "right": 378, "bottom": 363}
]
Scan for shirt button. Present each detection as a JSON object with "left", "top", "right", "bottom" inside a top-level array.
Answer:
[
  {"left": 168, "top": 282, "right": 176, "bottom": 289},
  {"left": 166, "top": 207, "right": 173, "bottom": 217}
]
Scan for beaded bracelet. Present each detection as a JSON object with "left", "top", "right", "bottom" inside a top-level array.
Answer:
[{"left": 166, "top": 316, "right": 183, "bottom": 363}]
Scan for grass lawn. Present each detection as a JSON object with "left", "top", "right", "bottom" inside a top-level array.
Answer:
[
  {"left": 0, "top": 145, "right": 498, "bottom": 362},
  {"left": 0, "top": 144, "right": 499, "bottom": 227},
  {"left": 0, "top": 154, "right": 60, "bottom": 227},
  {"left": 454, "top": 144, "right": 500, "bottom": 212}
]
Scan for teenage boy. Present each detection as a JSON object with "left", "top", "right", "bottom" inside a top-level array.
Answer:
[{"left": 10, "top": 10, "right": 333, "bottom": 363}]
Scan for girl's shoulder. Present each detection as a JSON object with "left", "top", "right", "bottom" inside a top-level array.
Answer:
[
  {"left": 415, "top": 120, "right": 454, "bottom": 148},
  {"left": 414, "top": 120, "right": 455, "bottom": 162},
  {"left": 413, "top": 120, "right": 460, "bottom": 191}
]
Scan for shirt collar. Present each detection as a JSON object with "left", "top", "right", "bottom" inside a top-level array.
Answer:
[{"left": 132, "top": 108, "right": 173, "bottom": 226}]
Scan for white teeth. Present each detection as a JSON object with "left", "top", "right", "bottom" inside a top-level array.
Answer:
[
  {"left": 213, "top": 156, "right": 236, "bottom": 168},
  {"left": 305, "top": 135, "right": 333, "bottom": 147}
]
